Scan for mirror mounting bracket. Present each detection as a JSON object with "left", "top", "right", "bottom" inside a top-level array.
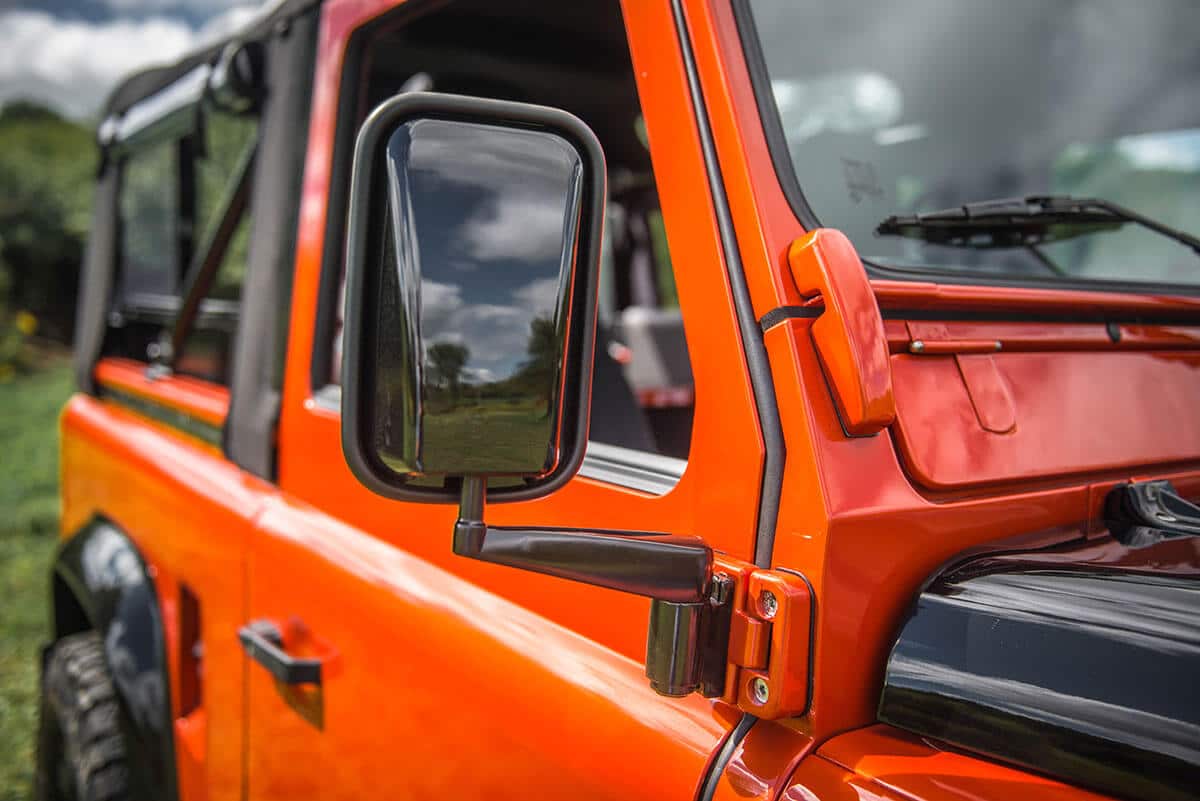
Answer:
[
  {"left": 451, "top": 479, "right": 814, "bottom": 714},
  {"left": 453, "top": 477, "right": 732, "bottom": 697}
]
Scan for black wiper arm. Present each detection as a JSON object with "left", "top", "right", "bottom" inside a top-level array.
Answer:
[{"left": 875, "top": 195, "right": 1200, "bottom": 256}]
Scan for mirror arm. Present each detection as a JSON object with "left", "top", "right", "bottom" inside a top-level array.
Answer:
[
  {"left": 454, "top": 477, "right": 730, "bottom": 696},
  {"left": 454, "top": 478, "right": 712, "bottom": 602}
]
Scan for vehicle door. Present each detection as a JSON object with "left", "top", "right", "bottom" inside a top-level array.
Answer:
[{"left": 241, "top": 0, "right": 768, "bottom": 797}]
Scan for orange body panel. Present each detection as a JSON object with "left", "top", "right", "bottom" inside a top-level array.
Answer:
[
  {"left": 817, "top": 726, "right": 1115, "bottom": 801},
  {"left": 61, "top": 388, "right": 266, "bottom": 799},
  {"left": 892, "top": 350, "right": 1200, "bottom": 490},
  {"left": 55, "top": 0, "right": 1200, "bottom": 799},
  {"left": 94, "top": 357, "right": 229, "bottom": 429}
]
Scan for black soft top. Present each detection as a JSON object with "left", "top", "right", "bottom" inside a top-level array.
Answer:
[{"left": 101, "top": 0, "right": 321, "bottom": 118}]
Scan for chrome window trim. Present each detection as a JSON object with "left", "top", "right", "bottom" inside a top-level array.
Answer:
[{"left": 577, "top": 441, "right": 684, "bottom": 496}]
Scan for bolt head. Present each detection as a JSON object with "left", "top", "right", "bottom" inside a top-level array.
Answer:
[
  {"left": 760, "top": 590, "right": 778, "bottom": 619},
  {"left": 751, "top": 676, "right": 769, "bottom": 705}
]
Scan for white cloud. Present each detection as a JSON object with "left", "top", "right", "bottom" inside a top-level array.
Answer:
[
  {"left": 418, "top": 278, "right": 544, "bottom": 380},
  {"left": 462, "top": 195, "right": 569, "bottom": 264},
  {"left": 0, "top": 5, "right": 261, "bottom": 118},
  {"left": 102, "top": 0, "right": 254, "bottom": 11},
  {"left": 511, "top": 276, "right": 560, "bottom": 318}
]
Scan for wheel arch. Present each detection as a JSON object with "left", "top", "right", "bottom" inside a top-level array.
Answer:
[{"left": 48, "top": 516, "right": 179, "bottom": 801}]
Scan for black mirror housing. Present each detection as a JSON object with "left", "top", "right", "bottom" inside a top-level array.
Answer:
[{"left": 340, "top": 92, "right": 606, "bottom": 503}]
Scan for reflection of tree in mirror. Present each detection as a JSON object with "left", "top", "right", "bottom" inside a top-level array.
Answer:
[
  {"left": 516, "top": 315, "right": 559, "bottom": 413},
  {"left": 426, "top": 341, "right": 469, "bottom": 404}
]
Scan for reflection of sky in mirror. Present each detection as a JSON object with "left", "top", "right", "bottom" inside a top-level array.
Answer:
[{"left": 385, "top": 119, "right": 580, "bottom": 383}]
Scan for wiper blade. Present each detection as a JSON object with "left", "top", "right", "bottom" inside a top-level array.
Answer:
[{"left": 875, "top": 195, "right": 1200, "bottom": 255}]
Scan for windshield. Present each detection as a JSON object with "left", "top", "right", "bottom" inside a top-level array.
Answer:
[{"left": 742, "top": 0, "right": 1200, "bottom": 289}]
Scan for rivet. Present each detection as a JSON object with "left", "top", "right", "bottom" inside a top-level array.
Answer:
[
  {"left": 910, "top": 340, "right": 925, "bottom": 353},
  {"left": 751, "top": 676, "right": 770, "bottom": 705},
  {"left": 760, "top": 590, "right": 778, "bottom": 619}
]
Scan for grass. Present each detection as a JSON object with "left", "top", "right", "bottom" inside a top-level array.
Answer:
[{"left": 0, "top": 361, "right": 74, "bottom": 801}]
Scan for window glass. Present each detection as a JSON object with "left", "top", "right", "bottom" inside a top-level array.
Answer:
[
  {"left": 109, "top": 96, "right": 259, "bottom": 385},
  {"left": 323, "top": 0, "right": 693, "bottom": 459},
  {"left": 118, "top": 139, "right": 179, "bottom": 300},
  {"left": 745, "top": 0, "right": 1200, "bottom": 287},
  {"left": 196, "top": 107, "right": 257, "bottom": 300}
]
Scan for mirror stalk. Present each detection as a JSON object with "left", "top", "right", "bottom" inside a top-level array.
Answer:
[{"left": 453, "top": 477, "right": 730, "bottom": 696}]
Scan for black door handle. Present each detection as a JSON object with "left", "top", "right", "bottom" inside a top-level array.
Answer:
[{"left": 238, "top": 620, "right": 322, "bottom": 686}]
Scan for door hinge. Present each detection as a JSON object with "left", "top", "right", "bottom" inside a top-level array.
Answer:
[{"left": 702, "top": 557, "right": 814, "bottom": 719}]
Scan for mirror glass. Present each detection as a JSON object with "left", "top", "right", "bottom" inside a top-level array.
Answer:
[{"left": 366, "top": 118, "right": 585, "bottom": 478}]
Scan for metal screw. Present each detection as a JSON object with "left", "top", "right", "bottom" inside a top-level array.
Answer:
[
  {"left": 760, "top": 590, "right": 778, "bottom": 619},
  {"left": 910, "top": 340, "right": 925, "bottom": 354},
  {"left": 751, "top": 677, "right": 770, "bottom": 705}
]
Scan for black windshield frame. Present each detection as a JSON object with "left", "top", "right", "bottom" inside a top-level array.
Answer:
[{"left": 730, "top": 0, "right": 1200, "bottom": 299}]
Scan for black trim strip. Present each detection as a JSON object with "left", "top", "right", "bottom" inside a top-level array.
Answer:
[
  {"left": 695, "top": 713, "right": 757, "bottom": 801},
  {"left": 760, "top": 304, "right": 1200, "bottom": 331},
  {"left": 759, "top": 305, "right": 820, "bottom": 331},
  {"left": 671, "top": 0, "right": 784, "bottom": 570},
  {"left": 101, "top": 385, "right": 224, "bottom": 447}
]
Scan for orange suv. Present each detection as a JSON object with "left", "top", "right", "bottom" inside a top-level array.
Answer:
[{"left": 39, "top": 1, "right": 1200, "bottom": 800}]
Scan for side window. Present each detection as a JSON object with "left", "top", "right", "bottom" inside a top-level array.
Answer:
[
  {"left": 107, "top": 91, "right": 259, "bottom": 386},
  {"left": 322, "top": 0, "right": 694, "bottom": 460},
  {"left": 195, "top": 107, "right": 257, "bottom": 302},
  {"left": 118, "top": 140, "right": 181, "bottom": 302}
]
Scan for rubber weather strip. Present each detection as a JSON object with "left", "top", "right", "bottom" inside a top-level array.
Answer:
[
  {"left": 695, "top": 712, "right": 758, "bottom": 801},
  {"left": 669, "top": 2, "right": 773, "bottom": 797},
  {"left": 669, "top": 0, "right": 785, "bottom": 571}
]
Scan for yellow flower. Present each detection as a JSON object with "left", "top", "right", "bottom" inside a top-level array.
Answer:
[{"left": 14, "top": 310, "right": 37, "bottom": 336}]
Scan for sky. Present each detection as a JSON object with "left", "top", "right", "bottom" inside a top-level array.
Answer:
[{"left": 0, "top": 0, "right": 269, "bottom": 119}]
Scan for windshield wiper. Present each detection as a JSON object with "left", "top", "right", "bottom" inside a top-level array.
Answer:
[{"left": 875, "top": 195, "right": 1200, "bottom": 260}]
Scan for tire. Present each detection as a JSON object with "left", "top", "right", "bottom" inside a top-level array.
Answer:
[{"left": 35, "top": 632, "right": 130, "bottom": 801}]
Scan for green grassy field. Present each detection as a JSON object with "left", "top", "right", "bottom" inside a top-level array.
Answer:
[{"left": 0, "top": 364, "right": 74, "bottom": 801}]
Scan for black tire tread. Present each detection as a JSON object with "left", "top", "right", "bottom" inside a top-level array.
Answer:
[{"left": 40, "top": 632, "right": 131, "bottom": 801}]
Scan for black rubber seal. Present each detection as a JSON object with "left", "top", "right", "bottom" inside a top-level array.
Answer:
[
  {"left": 671, "top": 0, "right": 785, "bottom": 570},
  {"left": 695, "top": 712, "right": 758, "bottom": 801}
]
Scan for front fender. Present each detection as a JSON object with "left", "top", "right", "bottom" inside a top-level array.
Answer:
[{"left": 51, "top": 517, "right": 177, "bottom": 801}]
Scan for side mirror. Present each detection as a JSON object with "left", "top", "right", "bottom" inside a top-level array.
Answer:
[
  {"left": 341, "top": 93, "right": 727, "bottom": 699},
  {"left": 341, "top": 93, "right": 605, "bottom": 502}
]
